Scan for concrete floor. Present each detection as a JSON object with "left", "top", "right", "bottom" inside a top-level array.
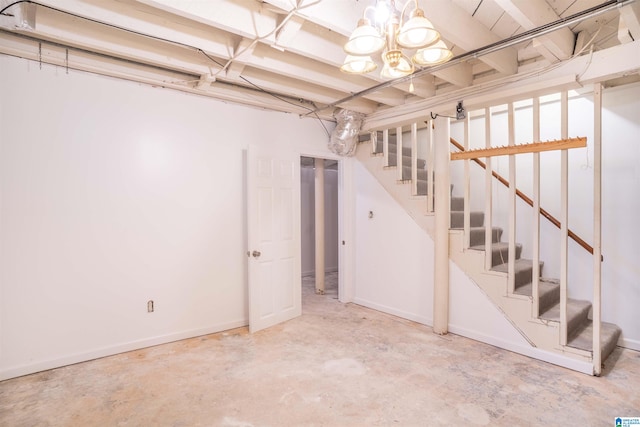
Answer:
[{"left": 1, "top": 272, "right": 639, "bottom": 426}]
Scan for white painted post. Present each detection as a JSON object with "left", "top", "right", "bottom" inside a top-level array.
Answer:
[
  {"left": 433, "top": 115, "right": 450, "bottom": 335},
  {"left": 593, "top": 82, "right": 603, "bottom": 375},
  {"left": 370, "top": 130, "right": 377, "bottom": 154},
  {"left": 508, "top": 102, "right": 517, "bottom": 295},
  {"left": 383, "top": 129, "right": 389, "bottom": 167},
  {"left": 411, "top": 122, "right": 418, "bottom": 195},
  {"left": 532, "top": 97, "right": 541, "bottom": 318},
  {"left": 464, "top": 113, "right": 471, "bottom": 249},
  {"left": 396, "top": 126, "right": 404, "bottom": 182},
  {"left": 338, "top": 158, "right": 355, "bottom": 303},
  {"left": 484, "top": 107, "right": 493, "bottom": 271},
  {"left": 560, "top": 91, "right": 569, "bottom": 346},
  {"left": 314, "top": 158, "right": 325, "bottom": 295},
  {"left": 427, "top": 120, "right": 434, "bottom": 213}
]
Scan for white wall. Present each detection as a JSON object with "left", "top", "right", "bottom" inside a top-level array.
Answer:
[
  {"left": 0, "top": 55, "right": 332, "bottom": 379},
  {"left": 450, "top": 83, "right": 640, "bottom": 349},
  {"left": 300, "top": 166, "right": 339, "bottom": 276},
  {"left": 354, "top": 161, "right": 434, "bottom": 325}
]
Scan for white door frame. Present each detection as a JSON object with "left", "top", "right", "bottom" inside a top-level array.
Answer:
[{"left": 298, "top": 150, "right": 355, "bottom": 304}]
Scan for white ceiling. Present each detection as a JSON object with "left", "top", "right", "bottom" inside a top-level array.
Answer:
[{"left": 1, "top": 0, "right": 639, "bottom": 123}]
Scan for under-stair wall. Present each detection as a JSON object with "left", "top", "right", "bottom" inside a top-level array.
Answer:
[{"left": 353, "top": 82, "right": 640, "bottom": 374}]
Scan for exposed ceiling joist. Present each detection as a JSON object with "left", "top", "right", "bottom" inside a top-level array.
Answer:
[
  {"left": 421, "top": 0, "right": 519, "bottom": 76},
  {"left": 0, "top": 0, "right": 636, "bottom": 122},
  {"left": 619, "top": 1, "right": 640, "bottom": 42},
  {"left": 494, "top": 0, "right": 575, "bottom": 61}
]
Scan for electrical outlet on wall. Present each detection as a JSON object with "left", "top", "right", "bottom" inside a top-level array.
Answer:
[{"left": 147, "top": 300, "right": 154, "bottom": 313}]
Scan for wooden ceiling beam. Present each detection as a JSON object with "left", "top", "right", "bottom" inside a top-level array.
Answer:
[
  {"left": 421, "top": 0, "right": 518, "bottom": 76},
  {"left": 619, "top": 1, "right": 640, "bottom": 43},
  {"left": 494, "top": 0, "right": 575, "bottom": 61}
]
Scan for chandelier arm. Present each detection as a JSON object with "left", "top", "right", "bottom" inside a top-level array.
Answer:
[
  {"left": 399, "top": 0, "right": 418, "bottom": 27},
  {"left": 362, "top": 5, "right": 379, "bottom": 23}
]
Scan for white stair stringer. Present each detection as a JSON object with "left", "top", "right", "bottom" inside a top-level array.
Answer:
[{"left": 355, "top": 144, "right": 595, "bottom": 374}]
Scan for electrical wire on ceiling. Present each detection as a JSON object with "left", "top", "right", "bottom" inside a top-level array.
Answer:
[{"left": 0, "top": 0, "right": 332, "bottom": 137}]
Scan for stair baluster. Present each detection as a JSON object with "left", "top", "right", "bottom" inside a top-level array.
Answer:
[
  {"left": 532, "top": 97, "right": 541, "bottom": 319},
  {"left": 411, "top": 123, "right": 418, "bottom": 196},
  {"left": 463, "top": 113, "right": 471, "bottom": 249},
  {"left": 560, "top": 91, "right": 569, "bottom": 346},
  {"left": 508, "top": 102, "right": 517, "bottom": 295},
  {"left": 396, "top": 126, "right": 403, "bottom": 182},
  {"left": 484, "top": 107, "right": 493, "bottom": 272},
  {"left": 426, "top": 120, "right": 434, "bottom": 213}
]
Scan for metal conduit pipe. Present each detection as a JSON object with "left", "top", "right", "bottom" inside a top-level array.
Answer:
[{"left": 304, "top": 0, "right": 636, "bottom": 117}]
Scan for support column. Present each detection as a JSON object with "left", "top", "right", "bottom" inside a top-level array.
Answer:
[
  {"left": 433, "top": 115, "right": 450, "bottom": 335},
  {"left": 314, "top": 158, "right": 325, "bottom": 294},
  {"left": 593, "top": 82, "right": 603, "bottom": 376}
]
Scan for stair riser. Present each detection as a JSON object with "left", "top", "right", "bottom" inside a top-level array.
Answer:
[
  {"left": 387, "top": 153, "right": 426, "bottom": 169},
  {"left": 538, "top": 285, "right": 560, "bottom": 315},
  {"left": 568, "top": 306, "right": 591, "bottom": 337},
  {"left": 468, "top": 228, "right": 503, "bottom": 246},
  {"left": 450, "top": 212, "right": 484, "bottom": 228},
  {"left": 450, "top": 197, "right": 464, "bottom": 211},
  {"left": 489, "top": 245, "right": 522, "bottom": 267},
  {"left": 512, "top": 266, "right": 535, "bottom": 288},
  {"left": 402, "top": 166, "right": 428, "bottom": 180},
  {"left": 375, "top": 142, "right": 411, "bottom": 157}
]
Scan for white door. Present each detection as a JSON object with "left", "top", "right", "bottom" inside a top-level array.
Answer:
[{"left": 247, "top": 145, "right": 301, "bottom": 333}]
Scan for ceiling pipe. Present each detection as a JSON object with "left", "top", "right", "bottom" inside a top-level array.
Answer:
[{"left": 304, "top": 0, "right": 637, "bottom": 117}]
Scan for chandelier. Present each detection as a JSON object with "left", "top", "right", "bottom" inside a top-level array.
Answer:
[{"left": 340, "top": 0, "right": 453, "bottom": 78}]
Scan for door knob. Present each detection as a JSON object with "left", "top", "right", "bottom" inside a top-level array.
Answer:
[{"left": 252, "top": 250, "right": 261, "bottom": 258}]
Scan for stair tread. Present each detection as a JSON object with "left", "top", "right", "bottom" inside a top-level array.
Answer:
[
  {"left": 513, "top": 278, "right": 558, "bottom": 297},
  {"left": 469, "top": 242, "right": 523, "bottom": 252},
  {"left": 490, "top": 258, "right": 537, "bottom": 273},
  {"left": 539, "top": 299, "right": 591, "bottom": 322},
  {"left": 568, "top": 320, "right": 621, "bottom": 352},
  {"left": 450, "top": 225, "right": 501, "bottom": 232}
]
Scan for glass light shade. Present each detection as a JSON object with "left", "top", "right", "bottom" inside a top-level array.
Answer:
[
  {"left": 380, "top": 52, "right": 414, "bottom": 78},
  {"left": 344, "top": 18, "right": 385, "bottom": 55},
  {"left": 340, "top": 55, "right": 377, "bottom": 74},
  {"left": 413, "top": 40, "right": 453, "bottom": 65},
  {"left": 397, "top": 8, "right": 439, "bottom": 48}
]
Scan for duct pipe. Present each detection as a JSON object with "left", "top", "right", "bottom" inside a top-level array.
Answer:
[{"left": 433, "top": 116, "right": 450, "bottom": 335}]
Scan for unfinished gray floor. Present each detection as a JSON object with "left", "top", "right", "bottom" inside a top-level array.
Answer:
[{"left": 1, "top": 272, "right": 639, "bottom": 426}]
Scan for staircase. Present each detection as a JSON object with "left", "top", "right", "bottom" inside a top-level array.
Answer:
[{"left": 357, "top": 131, "right": 621, "bottom": 374}]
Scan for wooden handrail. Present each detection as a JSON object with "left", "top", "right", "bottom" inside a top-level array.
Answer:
[
  {"left": 451, "top": 137, "right": 586, "bottom": 160},
  {"left": 449, "top": 137, "right": 600, "bottom": 259}
]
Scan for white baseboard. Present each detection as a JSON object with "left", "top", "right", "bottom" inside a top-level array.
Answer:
[
  {"left": 352, "top": 297, "right": 432, "bottom": 326},
  {"left": 0, "top": 319, "right": 248, "bottom": 381},
  {"left": 448, "top": 324, "right": 594, "bottom": 375},
  {"left": 351, "top": 298, "right": 593, "bottom": 375},
  {"left": 619, "top": 337, "right": 640, "bottom": 352}
]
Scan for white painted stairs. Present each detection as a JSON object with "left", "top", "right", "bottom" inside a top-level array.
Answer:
[{"left": 355, "top": 132, "right": 621, "bottom": 375}]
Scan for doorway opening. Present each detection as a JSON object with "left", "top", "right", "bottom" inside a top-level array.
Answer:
[{"left": 300, "top": 156, "right": 339, "bottom": 303}]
